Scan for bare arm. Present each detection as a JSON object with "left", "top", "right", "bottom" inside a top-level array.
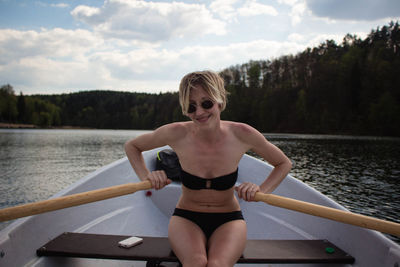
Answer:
[
  {"left": 124, "top": 123, "right": 184, "bottom": 189},
  {"left": 234, "top": 123, "right": 292, "bottom": 200}
]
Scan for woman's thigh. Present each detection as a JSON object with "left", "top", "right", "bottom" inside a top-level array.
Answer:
[
  {"left": 168, "top": 215, "right": 208, "bottom": 266},
  {"left": 207, "top": 219, "right": 247, "bottom": 267}
]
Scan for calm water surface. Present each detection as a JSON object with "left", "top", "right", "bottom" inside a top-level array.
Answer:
[{"left": 0, "top": 129, "right": 399, "bottom": 244}]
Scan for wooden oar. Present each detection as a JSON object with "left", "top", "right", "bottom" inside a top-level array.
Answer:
[
  {"left": 0, "top": 180, "right": 152, "bottom": 222},
  {"left": 1, "top": 182, "right": 399, "bottom": 237},
  {"left": 254, "top": 192, "right": 400, "bottom": 237}
]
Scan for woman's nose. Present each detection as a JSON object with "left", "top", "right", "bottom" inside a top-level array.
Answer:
[{"left": 194, "top": 105, "right": 206, "bottom": 115}]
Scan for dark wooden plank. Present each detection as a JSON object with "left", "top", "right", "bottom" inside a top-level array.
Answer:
[
  {"left": 37, "top": 233, "right": 176, "bottom": 262},
  {"left": 37, "top": 232, "right": 354, "bottom": 264},
  {"left": 241, "top": 239, "right": 354, "bottom": 264}
]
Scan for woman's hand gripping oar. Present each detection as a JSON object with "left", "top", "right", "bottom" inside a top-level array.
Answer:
[
  {"left": 254, "top": 192, "right": 400, "bottom": 237},
  {"left": 0, "top": 180, "right": 152, "bottom": 222}
]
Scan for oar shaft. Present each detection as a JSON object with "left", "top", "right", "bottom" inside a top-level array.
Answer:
[
  {"left": 2, "top": 181, "right": 399, "bottom": 237},
  {"left": 0, "top": 180, "right": 152, "bottom": 222},
  {"left": 255, "top": 192, "right": 400, "bottom": 237}
]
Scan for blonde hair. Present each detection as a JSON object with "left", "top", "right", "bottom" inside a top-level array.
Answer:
[{"left": 179, "top": 70, "right": 227, "bottom": 115}]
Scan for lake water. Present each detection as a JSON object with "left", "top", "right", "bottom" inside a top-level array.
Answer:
[{"left": 0, "top": 129, "right": 399, "bottom": 244}]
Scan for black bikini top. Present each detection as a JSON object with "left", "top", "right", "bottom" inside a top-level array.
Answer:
[{"left": 180, "top": 168, "right": 238, "bottom": 190}]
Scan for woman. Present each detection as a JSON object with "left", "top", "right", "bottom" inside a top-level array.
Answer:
[{"left": 125, "top": 70, "right": 292, "bottom": 267}]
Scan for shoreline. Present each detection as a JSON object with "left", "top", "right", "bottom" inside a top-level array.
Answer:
[
  {"left": 0, "top": 123, "right": 37, "bottom": 129},
  {"left": 0, "top": 123, "right": 89, "bottom": 130},
  {"left": 1, "top": 123, "right": 399, "bottom": 139}
]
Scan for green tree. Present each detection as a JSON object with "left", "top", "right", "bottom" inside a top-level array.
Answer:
[
  {"left": 17, "top": 92, "right": 27, "bottom": 123},
  {"left": 369, "top": 91, "right": 400, "bottom": 135},
  {"left": 0, "top": 84, "right": 18, "bottom": 122}
]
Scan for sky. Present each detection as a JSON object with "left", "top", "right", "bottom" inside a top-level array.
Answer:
[{"left": 0, "top": 0, "right": 399, "bottom": 95}]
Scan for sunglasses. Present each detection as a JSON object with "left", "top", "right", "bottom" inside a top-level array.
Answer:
[{"left": 187, "top": 100, "right": 214, "bottom": 113}]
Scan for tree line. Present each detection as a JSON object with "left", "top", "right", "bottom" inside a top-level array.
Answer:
[
  {"left": 0, "top": 88, "right": 185, "bottom": 129},
  {"left": 219, "top": 21, "right": 400, "bottom": 136},
  {"left": 1, "top": 21, "right": 399, "bottom": 136}
]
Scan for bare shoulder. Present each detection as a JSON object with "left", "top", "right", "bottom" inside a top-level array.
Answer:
[
  {"left": 223, "top": 121, "right": 270, "bottom": 153},
  {"left": 155, "top": 122, "right": 189, "bottom": 138},
  {"left": 128, "top": 122, "right": 190, "bottom": 152},
  {"left": 157, "top": 121, "right": 187, "bottom": 131},
  {"left": 224, "top": 121, "right": 260, "bottom": 140}
]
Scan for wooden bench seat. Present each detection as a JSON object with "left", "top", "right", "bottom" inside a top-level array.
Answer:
[{"left": 37, "top": 232, "right": 354, "bottom": 266}]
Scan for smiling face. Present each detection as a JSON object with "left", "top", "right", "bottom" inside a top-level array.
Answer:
[
  {"left": 179, "top": 70, "right": 227, "bottom": 116},
  {"left": 187, "top": 85, "right": 221, "bottom": 125}
]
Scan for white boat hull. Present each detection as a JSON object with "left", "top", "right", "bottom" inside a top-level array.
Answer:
[{"left": 0, "top": 146, "right": 399, "bottom": 266}]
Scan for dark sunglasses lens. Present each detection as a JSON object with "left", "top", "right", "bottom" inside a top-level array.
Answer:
[
  {"left": 201, "top": 100, "right": 214, "bottom": 109},
  {"left": 188, "top": 104, "right": 196, "bottom": 113},
  {"left": 187, "top": 100, "right": 214, "bottom": 114}
]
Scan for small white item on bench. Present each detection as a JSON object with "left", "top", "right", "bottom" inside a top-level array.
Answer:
[{"left": 118, "top": 236, "right": 143, "bottom": 248}]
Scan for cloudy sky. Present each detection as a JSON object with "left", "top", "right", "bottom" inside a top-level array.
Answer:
[{"left": 0, "top": 0, "right": 399, "bottom": 95}]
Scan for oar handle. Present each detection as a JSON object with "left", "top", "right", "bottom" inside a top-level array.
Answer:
[
  {"left": 254, "top": 192, "right": 400, "bottom": 237},
  {"left": 0, "top": 180, "right": 152, "bottom": 222}
]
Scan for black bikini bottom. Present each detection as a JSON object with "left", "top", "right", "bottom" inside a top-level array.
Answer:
[{"left": 172, "top": 208, "right": 244, "bottom": 239}]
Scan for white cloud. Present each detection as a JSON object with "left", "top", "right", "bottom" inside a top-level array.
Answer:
[
  {"left": 71, "top": 0, "right": 226, "bottom": 42},
  {"left": 35, "top": 2, "right": 70, "bottom": 8},
  {"left": 289, "top": 1, "right": 307, "bottom": 25},
  {"left": 0, "top": 26, "right": 309, "bottom": 94},
  {"left": 287, "top": 33, "right": 305, "bottom": 43},
  {"left": 72, "top": 5, "right": 100, "bottom": 18},
  {"left": 210, "top": 0, "right": 239, "bottom": 21},
  {"left": 287, "top": 32, "right": 350, "bottom": 47},
  {"left": 50, "top": 3, "right": 69, "bottom": 8},
  {"left": 238, "top": 0, "right": 278, "bottom": 17},
  {"left": 2, "top": 57, "right": 98, "bottom": 89},
  {"left": 0, "top": 28, "right": 108, "bottom": 93},
  {"left": 180, "top": 40, "right": 305, "bottom": 67},
  {"left": 0, "top": 28, "right": 101, "bottom": 64},
  {"left": 278, "top": 0, "right": 299, "bottom": 6},
  {"left": 306, "top": 33, "right": 345, "bottom": 47},
  {"left": 87, "top": 39, "right": 308, "bottom": 84},
  {"left": 210, "top": 0, "right": 278, "bottom": 21}
]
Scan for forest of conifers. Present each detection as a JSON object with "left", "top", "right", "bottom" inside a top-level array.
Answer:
[{"left": 1, "top": 22, "right": 399, "bottom": 136}]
